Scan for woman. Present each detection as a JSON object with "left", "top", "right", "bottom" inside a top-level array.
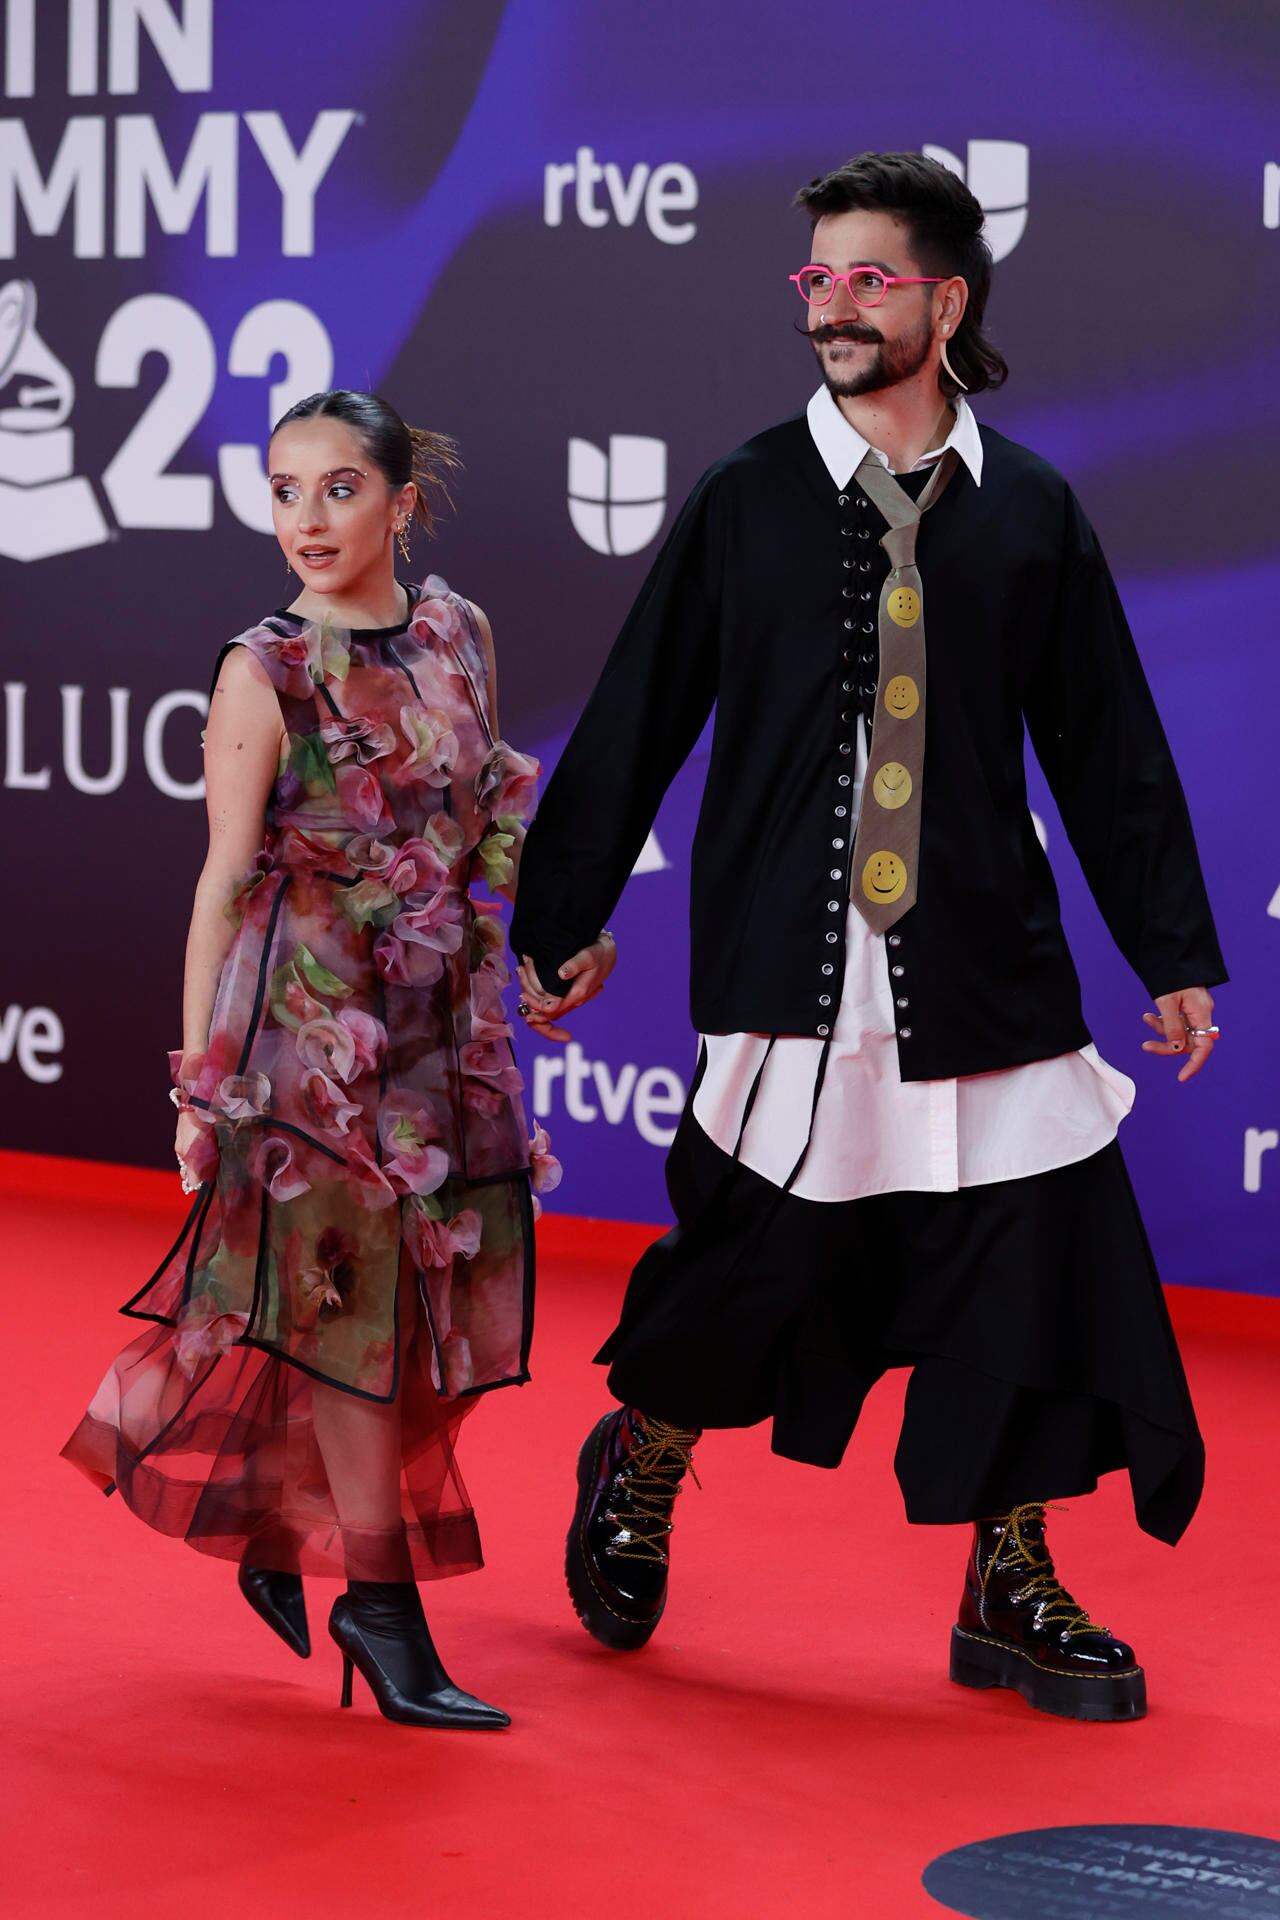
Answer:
[{"left": 62, "top": 389, "right": 567, "bottom": 1729}]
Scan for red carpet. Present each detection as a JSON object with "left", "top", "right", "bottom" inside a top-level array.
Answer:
[{"left": 5, "top": 1149, "right": 1279, "bottom": 1918}]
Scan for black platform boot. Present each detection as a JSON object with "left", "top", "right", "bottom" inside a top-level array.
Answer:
[
  {"left": 328, "top": 1581, "right": 510, "bottom": 1729},
  {"left": 238, "top": 1564, "right": 310, "bottom": 1659},
  {"left": 949, "top": 1503, "right": 1146, "bottom": 1722},
  {"left": 565, "top": 1407, "right": 701, "bottom": 1651}
]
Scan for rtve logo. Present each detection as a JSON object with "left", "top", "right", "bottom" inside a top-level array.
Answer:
[
  {"left": 0, "top": 1003, "right": 63, "bottom": 1083},
  {"left": 922, "top": 141, "right": 1029, "bottom": 262},
  {"left": 567, "top": 434, "right": 666, "bottom": 557},
  {"left": 544, "top": 149, "right": 698, "bottom": 245}
]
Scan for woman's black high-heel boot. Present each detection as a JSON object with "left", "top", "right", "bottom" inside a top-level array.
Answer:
[
  {"left": 329, "top": 1581, "right": 509, "bottom": 1729},
  {"left": 238, "top": 1564, "right": 311, "bottom": 1659}
]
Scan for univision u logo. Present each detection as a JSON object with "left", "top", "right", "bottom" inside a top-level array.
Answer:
[
  {"left": 567, "top": 435, "right": 667, "bottom": 556},
  {"left": 922, "top": 141, "right": 1029, "bottom": 262}
]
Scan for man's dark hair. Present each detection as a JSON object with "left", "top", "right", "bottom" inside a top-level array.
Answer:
[{"left": 794, "top": 152, "right": 1009, "bottom": 398}]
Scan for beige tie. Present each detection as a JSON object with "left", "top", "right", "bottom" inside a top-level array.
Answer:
[{"left": 849, "top": 447, "right": 958, "bottom": 933}]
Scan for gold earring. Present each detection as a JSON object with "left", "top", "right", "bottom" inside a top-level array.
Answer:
[
  {"left": 939, "top": 332, "right": 968, "bottom": 393},
  {"left": 396, "top": 520, "right": 412, "bottom": 563}
]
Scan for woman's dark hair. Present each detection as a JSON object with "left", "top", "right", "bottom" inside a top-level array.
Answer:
[
  {"left": 269, "top": 388, "right": 460, "bottom": 535},
  {"left": 793, "top": 152, "right": 1008, "bottom": 399}
]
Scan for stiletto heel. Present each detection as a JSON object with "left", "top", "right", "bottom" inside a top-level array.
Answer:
[{"left": 328, "top": 1586, "right": 509, "bottom": 1730}]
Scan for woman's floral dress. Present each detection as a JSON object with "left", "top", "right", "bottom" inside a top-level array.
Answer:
[{"left": 62, "top": 578, "right": 559, "bottom": 1582}]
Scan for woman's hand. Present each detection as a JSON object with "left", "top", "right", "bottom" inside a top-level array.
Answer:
[
  {"left": 174, "top": 1108, "right": 210, "bottom": 1192},
  {"left": 516, "top": 934, "right": 617, "bottom": 1044}
]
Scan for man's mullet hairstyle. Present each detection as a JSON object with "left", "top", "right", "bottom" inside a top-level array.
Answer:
[{"left": 794, "top": 152, "right": 1010, "bottom": 399}]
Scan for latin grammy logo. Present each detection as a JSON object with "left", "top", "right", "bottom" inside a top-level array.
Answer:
[{"left": 0, "top": 278, "right": 109, "bottom": 563}]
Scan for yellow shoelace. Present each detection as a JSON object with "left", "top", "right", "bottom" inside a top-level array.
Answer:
[
  {"left": 604, "top": 1417, "right": 701, "bottom": 1565},
  {"left": 982, "top": 1502, "right": 1110, "bottom": 1640}
]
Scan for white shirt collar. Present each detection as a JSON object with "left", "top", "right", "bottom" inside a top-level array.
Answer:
[{"left": 805, "top": 383, "right": 984, "bottom": 490}]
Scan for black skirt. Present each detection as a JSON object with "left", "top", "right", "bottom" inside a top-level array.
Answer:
[{"left": 597, "top": 1105, "right": 1204, "bottom": 1545}]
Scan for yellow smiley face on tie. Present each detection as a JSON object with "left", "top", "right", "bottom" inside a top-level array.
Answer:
[
  {"left": 883, "top": 674, "right": 920, "bottom": 720},
  {"left": 872, "top": 761, "right": 913, "bottom": 810},
  {"left": 886, "top": 586, "right": 921, "bottom": 627},
  {"left": 862, "top": 851, "right": 908, "bottom": 905}
]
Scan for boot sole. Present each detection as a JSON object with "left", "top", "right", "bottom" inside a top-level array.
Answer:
[
  {"left": 950, "top": 1624, "right": 1147, "bottom": 1722},
  {"left": 564, "top": 1414, "right": 666, "bottom": 1652}
]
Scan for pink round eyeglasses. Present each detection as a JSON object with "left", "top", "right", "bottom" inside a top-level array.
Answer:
[{"left": 789, "top": 265, "right": 944, "bottom": 308}]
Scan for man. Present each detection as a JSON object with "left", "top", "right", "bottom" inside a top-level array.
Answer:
[{"left": 509, "top": 152, "right": 1225, "bottom": 1722}]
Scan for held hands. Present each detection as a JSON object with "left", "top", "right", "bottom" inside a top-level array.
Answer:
[
  {"left": 1141, "top": 987, "right": 1219, "bottom": 1084},
  {"left": 516, "top": 933, "right": 618, "bottom": 1044}
]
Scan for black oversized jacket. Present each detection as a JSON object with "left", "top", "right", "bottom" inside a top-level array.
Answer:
[{"left": 510, "top": 414, "right": 1227, "bottom": 1082}]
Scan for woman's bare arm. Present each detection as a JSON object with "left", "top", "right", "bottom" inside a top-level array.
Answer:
[
  {"left": 467, "top": 599, "right": 500, "bottom": 735},
  {"left": 466, "top": 599, "right": 525, "bottom": 906},
  {"left": 180, "top": 647, "right": 284, "bottom": 1063}
]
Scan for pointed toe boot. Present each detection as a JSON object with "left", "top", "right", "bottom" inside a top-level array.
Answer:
[
  {"left": 238, "top": 1563, "right": 311, "bottom": 1659},
  {"left": 329, "top": 1585, "right": 509, "bottom": 1730}
]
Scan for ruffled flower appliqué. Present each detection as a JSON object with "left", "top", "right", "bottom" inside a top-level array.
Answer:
[
  {"left": 365, "top": 816, "right": 468, "bottom": 986},
  {"left": 459, "top": 1039, "right": 525, "bottom": 1140},
  {"left": 270, "top": 944, "right": 353, "bottom": 1032},
  {"left": 405, "top": 1197, "right": 482, "bottom": 1272},
  {"left": 301, "top": 1069, "right": 362, "bottom": 1137},
  {"left": 528, "top": 1123, "right": 563, "bottom": 1219},
  {"left": 468, "top": 953, "right": 514, "bottom": 1044},
  {"left": 173, "top": 1301, "right": 250, "bottom": 1379},
  {"left": 250, "top": 1132, "right": 312, "bottom": 1201},
  {"left": 399, "top": 705, "right": 459, "bottom": 788},
  {"left": 529, "top": 1125, "right": 562, "bottom": 1196},
  {"left": 214, "top": 1073, "right": 272, "bottom": 1121},
  {"left": 475, "top": 815, "right": 520, "bottom": 892},
  {"left": 378, "top": 1091, "right": 450, "bottom": 1197},
  {"left": 320, "top": 716, "right": 396, "bottom": 766},
  {"left": 475, "top": 743, "right": 539, "bottom": 821},
  {"left": 292, "top": 1001, "right": 385, "bottom": 1096},
  {"left": 347, "top": 834, "right": 396, "bottom": 874},
  {"left": 407, "top": 581, "right": 467, "bottom": 658},
  {"left": 408, "top": 1190, "right": 485, "bottom": 1395},
  {"left": 244, "top": 618, "right": 351, "bottom": 700},
  {"left": 335, "top": 761, "right": 391, "bottom": 832}
]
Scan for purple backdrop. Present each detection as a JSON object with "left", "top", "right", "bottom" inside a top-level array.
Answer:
[{"left": 1, "top": 0, "right": 1275, "bottom": 1295}]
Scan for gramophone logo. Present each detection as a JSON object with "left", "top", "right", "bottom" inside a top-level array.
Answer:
[{"left": 0, "top": 279, "right": 109, "bottom": 563}]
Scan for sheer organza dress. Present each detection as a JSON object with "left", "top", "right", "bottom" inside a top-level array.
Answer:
[{"left": 63, "top": 577, "right": 559, "bottom": 1583}]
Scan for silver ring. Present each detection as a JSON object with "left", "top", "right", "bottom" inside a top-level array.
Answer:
[
  {"left": 517, "top": 1000, "right": 531, "bottom": 1018},
  {"left": 1185, "top": 1025, "right": 1220, "bottom": 1037}
]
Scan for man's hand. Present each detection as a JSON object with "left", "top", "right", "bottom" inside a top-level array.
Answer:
[
  {"left": 1141, "top": 986, "right": 1218, "bottom": 1083},
  {"left": 516, "top": 934, "right": 618, "bottom": 1044}
]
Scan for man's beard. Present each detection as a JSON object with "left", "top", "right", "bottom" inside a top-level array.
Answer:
[{"left": 810, "top": 312, "right": 934, "bottom": 399}]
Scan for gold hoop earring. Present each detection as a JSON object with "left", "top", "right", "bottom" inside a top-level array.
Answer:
[
  {"left": 396, "top": 520, "right": 412, "bottom": 564},
  {"left": 939, "top": 334, "right": 968, "bottom": 393}
]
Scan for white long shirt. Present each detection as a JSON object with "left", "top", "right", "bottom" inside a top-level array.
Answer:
[{"left": 690, "top": 387, "right": 1135, "bottom": 1203}]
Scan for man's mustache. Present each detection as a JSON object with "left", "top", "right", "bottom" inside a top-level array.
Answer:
[{"left": 794, "top": 320, "right": 884, "bottom": 346}]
